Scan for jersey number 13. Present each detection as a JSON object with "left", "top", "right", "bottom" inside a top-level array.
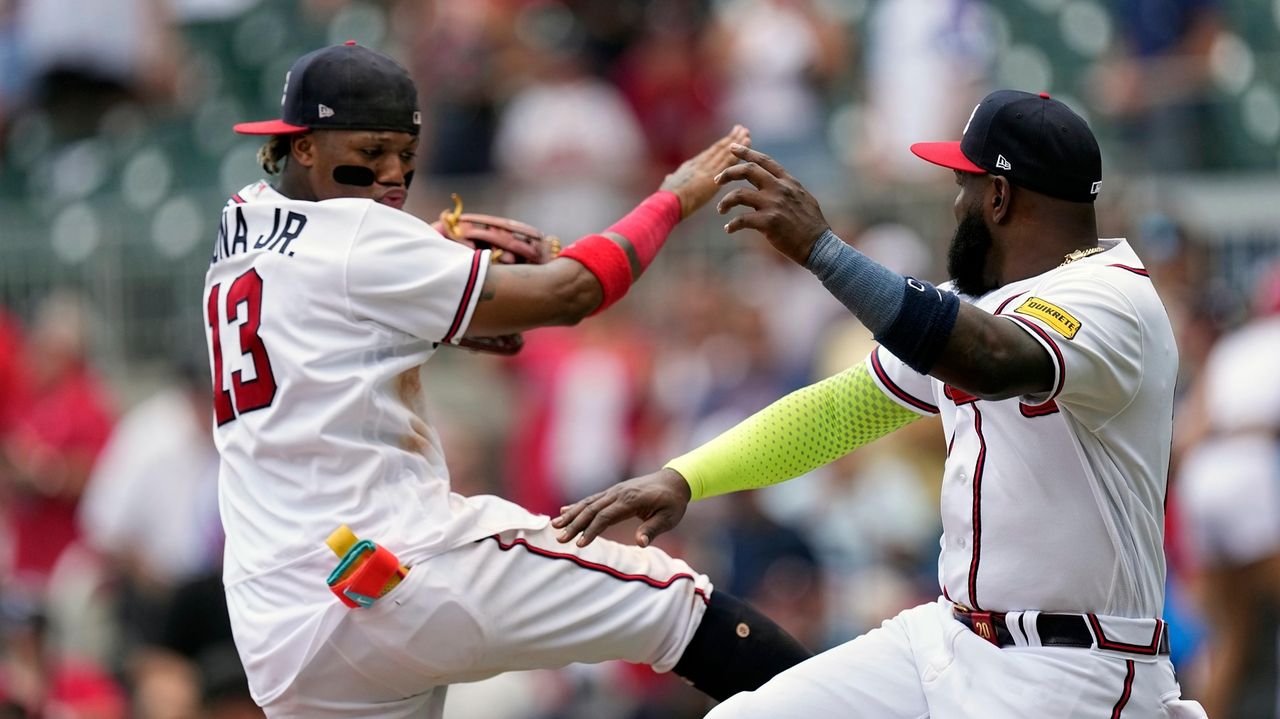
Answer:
[{"left": 207, "top": 268, "right": 278, "bottom": 426}]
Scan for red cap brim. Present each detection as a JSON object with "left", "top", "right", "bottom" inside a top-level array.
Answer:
[
  {"left": 233, "top": 119, "right": 309, "bottom": 135},
  {"left": 910, "top": 141, "right": 985, "bottom": 174}
]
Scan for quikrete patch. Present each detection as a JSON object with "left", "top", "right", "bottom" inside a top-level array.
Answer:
[{"left": 1014, "top": 297, "right": 1081, "bottom": 339}]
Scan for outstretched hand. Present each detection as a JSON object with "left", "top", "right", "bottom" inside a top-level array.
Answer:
[
  {"left": 552, "top": 468, "right": 693, "bottom": 548},
  {"left": 714, "top": 145, "right": 831, "bottom": 265},
  {"left": 661, "top": 125, "right": 751, "bottom": 220}
]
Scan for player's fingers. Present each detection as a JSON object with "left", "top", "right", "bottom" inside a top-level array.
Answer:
[
  {"left": 715, "top": 128, "right": 750, "bottom": 166},
  {"left": 702, "top": 127, "right": 751, "bottom": 172},
  {"left": 577, "top": 503, "right": 632, "bottom": 547},
  {"left": 714, "top": 124, "right": 747, "bottom": 151},
  {"left": 729, "top": 144, "right": 788, "bottom": 180},
  {"left": 551, "top": 510, "right": 573, "bottom": 529},
  {"left": 696, "top": 126, "right": 741, "bottom": 167},
  {"left": 560, "top": 495, "right": 610, "bottom": 536},
  {"left": 714, "top": 162, "right": 774, "bottom": 189},
  {"left": 716, "top": 126, "right": 751, "bottom": 158},
  {"left": 724, "top": 211, "right": 772, "bottom": 234},
  {"left": 717, "top": 187, "right": 765, "bottom": 215},
  {"left": 552, "top": 492, "right": 603, "bottom": 528},
  {"left": 557, "top": 509, "right": 598, "bottom": 543},
  {"left": 553, "top": 509, "right": 586, "bottom": 539},
  {"left": 555, "top": 494, "right": 612, "bottom": 541}
]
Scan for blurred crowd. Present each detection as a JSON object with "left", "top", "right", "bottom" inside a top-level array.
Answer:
[{"left": 0, "top": 0, "right": 1278, "bottom": 718}]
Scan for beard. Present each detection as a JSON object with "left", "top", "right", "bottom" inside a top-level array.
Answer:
[{"left": 947, "top": 210, "right": 996, "bottom": 297}]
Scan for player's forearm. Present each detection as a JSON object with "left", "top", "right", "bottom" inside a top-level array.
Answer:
[
  {"left": 929, "top": 305, "right": 1056, "bottom": 400},
  {"left": 559, "top": 191, "right": 682, "bottom": 316},
  {"left": 466, "top": 191, "right": 682, "bottom": 334},
  {"left": 806, "top": 230, "right": 1051, "bottom": 399},
  {"left": 466, "top": 260, "right": 602, "bottom": 336},
  {"left": 665, "top": 362, "right": 922, "bottom": 500}
]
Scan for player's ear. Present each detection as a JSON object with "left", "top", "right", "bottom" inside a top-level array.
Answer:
[
  {"left": 989, "top": 175, "right": 1011, "bottom": 224},
  {"left": 290, "top": 133, "right": 318, "bottom": 169}
]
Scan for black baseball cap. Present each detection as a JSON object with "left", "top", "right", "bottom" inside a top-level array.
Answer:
[
  {"left": 234, "top": 41, "right": 420, "bottom": 136},
  {"left": 911, "top": 90, "right": 1102, "bottom": 203}
]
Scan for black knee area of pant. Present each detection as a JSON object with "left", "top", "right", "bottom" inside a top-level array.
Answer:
[{"left": 671, "top": 590, "right": 813, "bottom": 702}]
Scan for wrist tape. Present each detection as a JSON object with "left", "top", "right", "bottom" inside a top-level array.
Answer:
[
  {"left": 805, "top": 229, "right": 959, "bottom": 373},
  {"left": 559, "top": 235, "right": 633, "bottom": 313},
  {"left": 559, "top": 191, "right": 682, "bottom": 314},
  {"left": 879, "top": 277, "right": 961, "bottom": 374}
]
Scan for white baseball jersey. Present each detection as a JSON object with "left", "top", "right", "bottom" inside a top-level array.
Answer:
[
  {"left": 869, "top": 238, "right": 1177, "bottom": 618},
  {"left": 204, "top": 182, "right": 711, "bottom": 714}
]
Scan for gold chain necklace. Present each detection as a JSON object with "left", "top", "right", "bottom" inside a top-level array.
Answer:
[{"left": 1060, "top": 246, "right": 1106, "bottom": 266}]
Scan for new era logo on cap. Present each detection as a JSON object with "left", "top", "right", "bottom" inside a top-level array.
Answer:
[
  {"left": 910, "top": 90, "right": 1103, "bottom": 203},
  {"left": 318, "top": 104, "right": 335, "bottom": 118}
]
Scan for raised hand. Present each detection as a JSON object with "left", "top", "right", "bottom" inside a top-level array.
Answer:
[
  {"left": 661, "top": 125, "right": 751, "bottom": 220},
  {"left": 714, "top": 145, "right": 831, "bottom": 265},
  {"left": 552, "top": 468, "right": 693, "bottom": 548}
]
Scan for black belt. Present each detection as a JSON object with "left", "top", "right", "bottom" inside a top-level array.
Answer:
[{"left": 953, "top": 607, "right": 1169, "bottom": 656}]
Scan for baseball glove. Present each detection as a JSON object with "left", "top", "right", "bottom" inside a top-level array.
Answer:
[{"left": 434, "top": 194, "right": 562, "bottom": 355}]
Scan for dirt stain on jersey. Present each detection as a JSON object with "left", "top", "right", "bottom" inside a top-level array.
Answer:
[
  {"left": 404, "top": 416, "right": 431, "bottom": 455},
  {"left": 396, "top": 366, "right": 430, "bottom": 455}
]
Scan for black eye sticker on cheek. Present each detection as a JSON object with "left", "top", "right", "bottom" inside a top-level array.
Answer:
[
  {"left": 333, "top": 165, "right": 376, "bottom": 187},
  {"left": 404, "top": 170, "right": 414, "bottom": 190}
]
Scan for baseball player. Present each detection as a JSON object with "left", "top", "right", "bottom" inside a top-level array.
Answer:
[
  {"left": 204, "top": 43, "right": 809, "bottom": 718},
  {"left": 556, "top": 90, "right": 1208, "bottom": 717}
]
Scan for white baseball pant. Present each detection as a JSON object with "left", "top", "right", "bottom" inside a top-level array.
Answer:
[
  {"left": 262, "top": 524, "right": 711, "bottom": 718},
  {"left": 708, "top": 598, "right": 1206, "bottom": 718}
]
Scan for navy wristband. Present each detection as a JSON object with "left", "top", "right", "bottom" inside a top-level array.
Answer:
[{"left": 879, "top": 278, "right": 960, "bottom": 374}]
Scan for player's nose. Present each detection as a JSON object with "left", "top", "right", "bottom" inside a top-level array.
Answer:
[{"left": 376, "top": 161, "right": 406, "bottom": 187}]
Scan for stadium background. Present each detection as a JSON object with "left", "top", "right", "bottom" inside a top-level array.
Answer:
[{"left": 0, "top": 0, "right": 1278, "bottom": 716}]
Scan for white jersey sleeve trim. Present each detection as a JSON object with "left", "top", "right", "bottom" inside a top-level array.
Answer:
[
  {"left": 867, "top": 346, "right": 940, "bottom": 416},
  {"left": 441, "top": 249, "right": 491, "bottom": 345}
]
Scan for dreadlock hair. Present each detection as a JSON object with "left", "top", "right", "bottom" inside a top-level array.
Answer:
[{"left": 257, "top": 135, "right": 293, "bottom": 175}]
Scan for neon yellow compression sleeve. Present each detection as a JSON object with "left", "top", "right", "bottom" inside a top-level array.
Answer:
[{"left": 665, "top": 359, "right": 926, "bottom": 500}]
